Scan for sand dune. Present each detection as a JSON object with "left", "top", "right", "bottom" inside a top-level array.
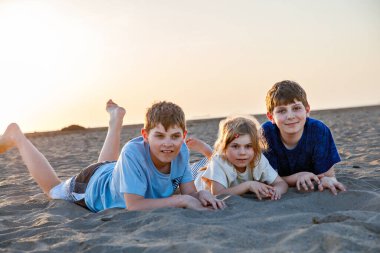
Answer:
[{"left": 0, "top": 105, "right": 379, "bottom": 252}]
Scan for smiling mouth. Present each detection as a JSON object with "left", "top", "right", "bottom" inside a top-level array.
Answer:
[{"left": 161, "top": 150, "right": 174, "bottom": 153}]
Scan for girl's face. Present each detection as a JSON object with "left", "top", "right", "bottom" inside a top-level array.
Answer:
[{"left": 225, "top": 134, "right": 254, "bottom": 173}]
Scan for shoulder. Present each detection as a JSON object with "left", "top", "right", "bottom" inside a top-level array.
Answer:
[
  {"left": 210, "top": 154, "right": 228, "bottom": 167},
  {"left": 254, "top": 154, "right": 272, "bottom": 171},
  {"left": 204, "top": 154, "right": 236, "bottom": 182},
  {"left": 253, "top": 154, "right": 278, "bottom": 182},
  {"left": 261, "top": 121, "right": 275, "bottom": 132},
  {"left": 261, "top": 122, "right": 280, "bottom": 151},
  {"left": 124, "top": 136, "right": 144, "bottom": 149},
  {"left": 208, "top": 154, "right": 233, "bottom": 173},
  {"left": 261, "top": 121, "right": 277, "bottom": 141},
  {"left": 305, "top": 118, "right": 332, "bottom": 135},
  {"left": 305, "top": 117, "right": 328, "bottom": 129},
  {"left": 307, "top": 117, "right": 328, "bottom": 127},
  {"left": 121, "top": 136, "right": 146, "bottom": 159}
]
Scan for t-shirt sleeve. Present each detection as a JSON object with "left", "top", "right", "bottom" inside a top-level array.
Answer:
[
  {"left": 115, "top": 149, "right": 148, "bottom": 197},
  {"left": 312, "top": 123, "right": 341, "bottom": 174},
  {"left": 202, "top": 156, "right": 229, "bottom": 188},
  {"left": 255, "top": 155, "right": 278, "bottom": 184}
]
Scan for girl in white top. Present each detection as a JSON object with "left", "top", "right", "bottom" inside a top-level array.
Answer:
[{"left": 188, "top": 115, "right": 288, "bottom": 200}]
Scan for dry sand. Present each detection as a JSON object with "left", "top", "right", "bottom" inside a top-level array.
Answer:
[{"left": 0, "top": 106, "right": 379, "bottom": 252}]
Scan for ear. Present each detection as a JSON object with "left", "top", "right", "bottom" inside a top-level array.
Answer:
[
  {"left": 306, "top": 106, "right": 311, "bottom": 117},
  {"left": 266, "top": 112, "right": 275, "bottom": 124},
  {"left": 141, "top": 128, "right": 149, "bottom": 142},
  {"left": 183, "top": 130, "right": 187, "bottom": 140}
]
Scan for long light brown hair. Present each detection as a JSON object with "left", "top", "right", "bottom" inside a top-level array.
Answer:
[{"left": 214, "top": 115, "right": 264, "bottom": 168}]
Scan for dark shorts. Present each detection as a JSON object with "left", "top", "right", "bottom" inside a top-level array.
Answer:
[{"left": 73, "top": 161, "right": 115, "bottom": 209}]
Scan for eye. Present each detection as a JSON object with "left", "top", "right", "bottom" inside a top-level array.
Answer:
[
  {"left": 245, "top": 144, "right": 253, "bottom": 149},
  {"left": 171, "top": 134, "right": 181, "bottom": 140},
  {"left": 293, "top": 106, "right": 301, "bottom": 111},
  {"left": 155, "top": 134, "right": 164, "bottom": 139},
  {"left": 230, "top": 144, "right": 239, "bottom": 149}
]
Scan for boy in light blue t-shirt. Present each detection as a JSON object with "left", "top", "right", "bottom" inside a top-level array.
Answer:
[{"left": 0, "top": 100, "right": 225, "bottom": 212}]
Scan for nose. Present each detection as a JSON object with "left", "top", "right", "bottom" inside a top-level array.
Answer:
[
  {"left": 287, "top": 110, "right": 295, "bottom": 119},
  {"left": 238, "top": 147, "right": 246, "bottom": 155},
  {"left": 162, "top": 139, "right": 174, "bottom": 147}
]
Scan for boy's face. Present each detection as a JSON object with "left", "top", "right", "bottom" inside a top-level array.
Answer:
[
  {"left": 141, "top": 124, "right": 187, "bottom": 169},
  {"left": 266, "top": 100, "right": 310, "bottom": 137}
]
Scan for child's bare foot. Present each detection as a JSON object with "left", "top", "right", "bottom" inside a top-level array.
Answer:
[
  {"left": 106, "top": 99, "right": 126, "bottom": 129},
  {"left": 0, "top": 123, "right": 21, "bottom": 153},
  {"left": 185, "top": 137, "right": 213, "bottom": 158}
]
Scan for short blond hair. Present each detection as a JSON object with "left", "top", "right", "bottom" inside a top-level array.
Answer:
[{"left": 144, "top": 101, "right": 186, "bottom": 133}]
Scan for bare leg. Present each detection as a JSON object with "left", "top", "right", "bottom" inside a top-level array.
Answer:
[
  {"left": 0, "top": 123, "right": 61, "bottom": 195},
  {"left": 98, "top": 99, "right": 126, "bottom": 162},
  {"left": 185, "top": 137, "right": 213, "bottom": 159}
]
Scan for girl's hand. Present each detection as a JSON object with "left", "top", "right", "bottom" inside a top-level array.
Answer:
[
  {"left": 296, "top": 172, "right": 320, "bottom": 191},
  {"left": 269, "top": 187, "right": 282, "bottom": 200},
  {"left": 247, "top": 181, "right": 274, "bottom": 200}
]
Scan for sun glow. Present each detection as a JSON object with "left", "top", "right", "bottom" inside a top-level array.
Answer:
[
  {"left": 0, "top": 1, "right": 106, "bottom": 132},
  {"left": 0, "top": 1, "right": 379, "bottom": 133}
]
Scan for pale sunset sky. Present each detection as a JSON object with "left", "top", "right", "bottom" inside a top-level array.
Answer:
[{"left": 0, "top": 0, "right": 379, "bottom": 133}]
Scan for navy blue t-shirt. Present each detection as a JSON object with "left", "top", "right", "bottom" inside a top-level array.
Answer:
[{"left": 261, "top": 118, "right": 341, "bottom": 177}]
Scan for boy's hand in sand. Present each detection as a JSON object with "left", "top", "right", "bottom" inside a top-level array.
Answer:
[
  {"left": 180, "top": 195, "right": 210, "bottom": 211},
  {"left": 295, "top": 172, "right": 321, "bottom": 191},
  {"left": 247, "top": 181, "right": 274, "bottom": 200},
  {"left": 197, "top": 190, "right": 226, "bottom": 210},
  {"left": 181, "top": 194, "right": 225, "bottom": 211},
  {"left": 318, "top": 177, "right": 346, "bottom": 195}
]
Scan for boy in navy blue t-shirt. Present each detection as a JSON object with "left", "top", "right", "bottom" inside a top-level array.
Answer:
[{"left": 261, "top": 80, "right": 346, "bottom": 195}]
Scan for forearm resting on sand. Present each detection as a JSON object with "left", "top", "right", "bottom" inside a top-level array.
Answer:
[
  {"left": 211, "top": 180, "right": 275, "bottom": 200},
  {"left": 180, "top": 181, "right": 225, "bottom": 210},
  {"left": 270, "top": 177, "right": 288, "bottom": 200},
  {"left": 188, "top": 190, "right": 226, "bottom": 210},
  {"left": 124, "top": 193, "right": 210, "bottom": 211},
  {"left": 283, "top": 167, "right": 346, "bottom": 194},
  {"left": 282, "top": 172, "right": 321, "bottom": 190}
]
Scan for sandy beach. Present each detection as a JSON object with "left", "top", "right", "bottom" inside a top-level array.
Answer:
[{"left": 0, "top": 105, "right": 379, "bottom": 252}]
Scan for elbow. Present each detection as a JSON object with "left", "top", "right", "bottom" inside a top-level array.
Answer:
[
  {"left": 126, "top": 204, "right": 140, "bottom": 211},
  {"left": 125, "top": 199, "right": 145, "bottom": 211},
  {"left": 283, "top": 182, "right": 289, "bottom": 193}
]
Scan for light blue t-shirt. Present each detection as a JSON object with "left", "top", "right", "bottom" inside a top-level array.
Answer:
[{"left": 84, "top": 136, "right": 193, "bottom": 212}]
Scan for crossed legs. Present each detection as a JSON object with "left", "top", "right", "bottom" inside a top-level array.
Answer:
[
  {"left": 0, "top": 123, "right": 61, "bottom": 195},
  {"left": 98, "top": 99, "right": 126, "bottom": 162},
  {"left": 0, "top": 99, "right": 126, "bottom": 197}
]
